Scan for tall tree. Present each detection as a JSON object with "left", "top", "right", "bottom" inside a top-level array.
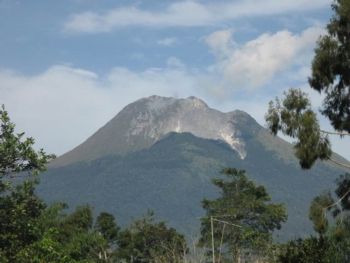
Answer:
[
  {"left": 265, "top": 4, "right": 350, "bottom": 254},
  {"left": 265, "top": 0, "right": 350, "bottom": 170},
  {"left": 0, "top": 105, "right": 54, "bottom": 261},
  {"left": 199, "top": 168, "right": 287, "bottom": 263},
  {"left": 266, "top": 89, "right": 332, "bottom": 169},
  {"left": 0, "top": 106, "right": 112, "bottom": 262},
  {"left": 94, "top": 212, "right": 119, "bottom": 261},
  {"left": 309, "top": 0, "right": 350, "bottom": 133},
  {"left": 95, "top": 212, "right": 119, "bottom": 245}
]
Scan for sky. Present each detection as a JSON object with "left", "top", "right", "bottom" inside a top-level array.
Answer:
[{"left": 1, "top": 0, "right": 349, "bottom": 161}]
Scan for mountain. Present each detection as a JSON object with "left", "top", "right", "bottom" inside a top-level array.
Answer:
[
  {"left": 51, "top": 96, "right": 247, "bottom": 167},
  {"left": 39, "top": 96, "right": 347, "bottom": 240}
]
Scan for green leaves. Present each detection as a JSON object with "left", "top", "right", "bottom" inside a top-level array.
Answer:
[
  {"left": 265, "top": 89, "right": 332, "bottom": 169},
  {"left": 116, "top": 212, "right": 187, "bottom": 263},
  {"left": 0, "top": 180, "right": 46, "bottom": 261},
  {"left": 200, "top": 168, "right": 287, "bottom": 261},
  {"left": 94, "top": 212, "right": 119, "bottom": 244},
  {"left": 266, "top": 0, "right": 350, "bottom": 169},
  {"left": 0, "top": 106, "right": 115, "bottom": 262},
  {"left": 308, "top": 0, "right": 350, "bottom": 132},
  {"left": 309, "top": 192, "right": 334, "bottom": 236},
  {"left": 0, "top": 105, "right": 55, "bottom": 181},
  {"left": 280, "top": 174, "right": 350, "bottom": 262}
]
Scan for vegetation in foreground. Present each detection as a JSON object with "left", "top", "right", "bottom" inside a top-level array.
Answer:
[
  {"left": 0, "top": 105, "right": 282, "bottom": 262},
  {"left": 2, "top": 0, "right": 350, "bottom": 262},
  {"left": 2, "top": 104, "right": 350, "bottom": 263},
  {"left": 264, "top": 0, "right": 350, "bottom": 262}
]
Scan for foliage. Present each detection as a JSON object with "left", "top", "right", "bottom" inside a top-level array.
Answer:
[
  {"left": 265, "top": 0, "right": 350, "bottom": 169},
  {"left": 308, "top": 191, "right": 333, "bottom": 236},
  {"left": 278, "top": 174, "right": 350, "bottom": 262},
  {"left": 2, "top": 200, "right": 112, "bottom": 262},
  {"left": 0, "top": 105, "right": 116, "bottom": 262},
  {"left": 277, "top": 237, "right": 331, "bottom": 263},
  {"left": 277, "top": 221, "right": 350, "bottom": 263},
  {"left": 94, "top": 212, "right": 119, "bottom": 244},
  {"left": 0, "top": 180, "right": 46, "bottom": 261},
  {"left": 308, "top": 0, "right": 350, "bottom": 133},
  {"left": 0, "top": 105, "right": 54, "bottom": 182},
  {"left": 266, "top": 89, "right": 332, "bottom": 169},
  {"left": 0, "top": 105, "right": 52, "bottom": 261},
  {"left": 309, "top": 173, "right": 350, "bottom": 234},
  {"left": 266, "top": 1, "right": 350, "bottom": 260},
  {"left": 116, "top": 211, "right": 187, "bottom": 263},
  {"left": 199, "top": 168, "right": 287, "bottom": 262}
]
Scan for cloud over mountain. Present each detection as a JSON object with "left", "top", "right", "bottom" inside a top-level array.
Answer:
[{"left": 206, "top": 26, "right": 324, "bottom": 89}]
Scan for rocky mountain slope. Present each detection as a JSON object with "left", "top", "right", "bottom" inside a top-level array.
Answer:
[
  {"left": 41, "top": 95, "right": 347, "bottom": 240},
  {"left": 52, "top": 96, "right": 250, "bottom": 167}
]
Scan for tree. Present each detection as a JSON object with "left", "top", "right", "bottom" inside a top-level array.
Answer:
[
  {"left": 95, "top": 212, "right": 119, "bottom": 245},
  {"left": 278, "top": 174, "right": 350, "bottom": 263},
  {"left": 0, "top": 180, "right": 46, "bottom": 261},
  {"left": 0, "top": 105, "right": 54, "bottom": 261},
  {"left": 309, "top": 191, "right": 333, "bottom": 237},
  {"left": 94, "top": 212, "right": 119, "bottom": 261},
  {"left": 309, "top": 173, "right": 350, "bottom": 235},
  {"left": 265, "top": 3, "right": 350, "bottom": 257},
  {"left": 0, "top": 106, "right": 114, "bottom": 262},
  {"left": 0, "top": 105, "right": 54, "bottom": 182},
  {"left": 116, "top": 211, "right": 187, "bottom": 263},
  {"left": 277, "top": 237, "right": 333, "bottom": 263},
  {"left": 266, "top": 89, "right": 332, "bottom": 169},
  {"left": 265, "top": 0, "right": 350, "bottom": 169},
  {"left": 15, "top": 204, "right": 108, "bottom": 262},
  {"left": 199, "top": 168, "right": 287, "bottom": 262},
  {"left": 265, "top": 2, "right": 350, "bottom": 259},
  {"left": 308, "top": 0, "right": 350, "bottom": 133}
]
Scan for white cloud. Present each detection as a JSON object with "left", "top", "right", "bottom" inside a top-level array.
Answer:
[
  {"left": 206, "top": 26, "right": 324, "bottom": 89},
  {"left": 0, "top": 62, "right": 273, "bottom": 157},
  {"left": 1, "top": 27, "right": 323, "bottom": 157},
  {"left": 1, "top": 60, "right": 349, "bottom": 161},
  {"left": 157, "top": 37, "right": 178, "bottom": 47},
  {"left": 0, "top": 64, "right": 201, "bottom": 156},
  {"left": 64, "top": 0, "right": 330, "bottom": 33},
  {"left": 205, "top": 29, "right": 234, "bottom": 58}
]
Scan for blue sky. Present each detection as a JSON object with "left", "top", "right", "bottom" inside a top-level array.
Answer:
[{"left": 2, "top": 0, "right": 348, "bottom": 160}]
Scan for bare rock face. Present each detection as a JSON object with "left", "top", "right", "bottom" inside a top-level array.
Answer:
[
  {"left": 52, "top": 96, "right": 255, "bottom": 167},
  {"left": 128, "top": 96, "right": 246, "bottom": 158}
]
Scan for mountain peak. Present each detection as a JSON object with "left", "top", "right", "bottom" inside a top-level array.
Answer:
[
  {"left": 140, "top": 95, "right": 208, "bottom": 111},
  {"left": 52, "top": 96, "right": 259, "bottom": 167},
  {"left": 185, "top": 96, "right": 208, "bottom": 108}
]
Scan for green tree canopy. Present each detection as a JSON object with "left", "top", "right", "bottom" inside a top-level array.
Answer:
[
  {"left": 308, "top": 0, "right": 350, "bottom": 133},
  {"left": 0, "top": 105, "right": 53, "bottom": 261},
  {"left": 0, "top": 105, "right": 54, "bottom": 181},
  {"left": 265, "top": 0, "right": 350, "bottom": 170},
  {"left": 199, "top": 168, "right": 287, "bottom": 262},
  {"left": 0, "top": 106, "right": 116, "bottom": 262},
  {"left": 309, "top": 173, "right": 350, "bottom": 236},
  {"left": 94, "top": 212, "right": 119, "bottom": 244},
  {"left": 116, "top": 211, "right": 187, "bottom": 263},
  {"left": 279, "top": 174, "right": 350, "bottom": 262},
  {"left": 266, "top": 89, "right": 333, "bottom": 169}
]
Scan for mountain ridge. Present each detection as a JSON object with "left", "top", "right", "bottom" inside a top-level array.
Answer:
[
  {"left": 41, "top": 95, "right": 349, "bottom": 241},
  {"left": 51, "top": 96, "right": 256, "bottom": 167}
]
